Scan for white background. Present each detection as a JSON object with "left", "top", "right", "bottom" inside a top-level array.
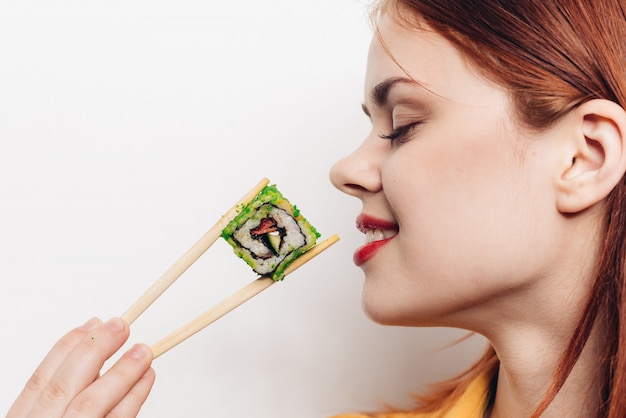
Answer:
[{"left": 0, "top": 1, "right": 486, "bottom": 417}]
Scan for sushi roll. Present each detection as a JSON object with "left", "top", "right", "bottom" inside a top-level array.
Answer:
[{"left": 221, "top": 184, "right": 320, "bottom": 281}]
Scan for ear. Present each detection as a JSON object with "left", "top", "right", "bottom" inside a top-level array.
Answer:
[{"left": 556, "top": 99, "right": 626, "bottom": 213}]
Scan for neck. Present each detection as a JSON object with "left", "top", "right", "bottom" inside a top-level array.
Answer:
[
  {"left": 480, "top": 278, "right": 606, "bottom": 418},
  {"left": 477, "top": 211, "right": 608, "bottom": 417},
  {"left": 487, "top": 317, "right": 605, "bottom": 418}
]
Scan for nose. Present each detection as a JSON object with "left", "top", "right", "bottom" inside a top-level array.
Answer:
[{"left": 329, "top": 135, "right": 384, "bottom": 199}]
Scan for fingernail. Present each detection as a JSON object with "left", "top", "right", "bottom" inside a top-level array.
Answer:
[
  {"left": 127, "top": 344, "right": 150, "bottom": 359},
  {"left": 104, "top": 318, "right": 126, "bottom": 333},
  {"left": 79, "top": 317, "right": 101, "bottom": 331}
]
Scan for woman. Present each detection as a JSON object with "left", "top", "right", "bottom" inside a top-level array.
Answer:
[
  {"left": 8, "top": 0, "right": 626, "bottom": 417},
  {"left": 331, "top": 0, "right": 626, "bottom": 417}
]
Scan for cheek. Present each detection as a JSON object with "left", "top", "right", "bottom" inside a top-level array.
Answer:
[
  {"left": 387, "top": 135, "right": 526, "bottom": 227},
  {"left": 383, "top": 130, "right": 551, "bottom": 287}
]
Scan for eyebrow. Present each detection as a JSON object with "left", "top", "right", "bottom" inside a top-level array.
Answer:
[{"left": 362, "top": 77, "right": 418, "bottom": 117}]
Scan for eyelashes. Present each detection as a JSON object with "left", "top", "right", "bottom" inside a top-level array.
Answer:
[{"left": 378, "top": 121, "right": 422, "bottom": 144}]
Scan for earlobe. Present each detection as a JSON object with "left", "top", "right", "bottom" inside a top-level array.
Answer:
[{"left": 556, "top": 99, "right": 626, "bottom": 214}]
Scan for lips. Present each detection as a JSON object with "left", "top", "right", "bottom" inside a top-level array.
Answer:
[{"left": 353, "top": 214, "right": 398, "bottom": 266}]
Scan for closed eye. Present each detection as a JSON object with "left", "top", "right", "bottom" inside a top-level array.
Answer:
[{"left": 379, "top": 122, "right": 422, "bottom": 144}]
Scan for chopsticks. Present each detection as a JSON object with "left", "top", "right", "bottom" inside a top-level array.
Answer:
[
  {"left": 151, "top": 234, "right": 339, "bottom": 358},
  {"left": 121, "top": 178, "right": 270, "bottom": 325},
  {"left": 119, "top": 177, "right": 339, "bottom": 358}
]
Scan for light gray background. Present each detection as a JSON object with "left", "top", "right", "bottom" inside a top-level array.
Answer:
[{"left": 0, "top": 1, "right": 486, "bottom": 416}]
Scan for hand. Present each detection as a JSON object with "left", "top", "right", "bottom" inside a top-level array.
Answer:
[{"left": 8, "top": 317, "right": 155, "bottom": 418}]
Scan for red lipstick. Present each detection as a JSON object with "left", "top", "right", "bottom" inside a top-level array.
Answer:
[{"left": 353, "top": 214, "right": 398, "bottom": 266}]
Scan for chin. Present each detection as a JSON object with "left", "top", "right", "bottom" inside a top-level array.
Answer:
[
  {"left": 361, "top": 288, "right": 417, "bottom": 326},
  {"left": 360, "top": 274, "right": 409, "bottom": 325},
  {"left": 360, "top": 282, "right": 453, "bottom": 328}
]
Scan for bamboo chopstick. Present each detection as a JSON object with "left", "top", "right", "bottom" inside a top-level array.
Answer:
[
  {"left": 150, "top": 234, "right": 340, "bottom": 358},
  {"left": 121, "top": 178, "right": 270, "bottom": 325}
]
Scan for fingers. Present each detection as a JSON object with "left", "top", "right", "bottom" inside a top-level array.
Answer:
[
  {"left": 64, "top": 344, "right": 155, "bottom": 418},
  {"left": 27, "top": 318, "right": 131, "bottom": 418},
  {"left": 105, "top": 368, "right": 156, "bottom": 418},
  {"left": 9, "top": 318, "right": 156, "bottom": 418},
  {"left": 7, "top": 317, "right": 103, "bottom": 418}
]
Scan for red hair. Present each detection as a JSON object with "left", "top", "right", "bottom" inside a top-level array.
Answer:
[{"left": 371, "top": 0, "right": 626, "bottom": 416}]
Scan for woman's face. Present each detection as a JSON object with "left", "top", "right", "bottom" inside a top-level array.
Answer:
[{"left": 330, "top": 15, "right": 565, "bottom": 329}]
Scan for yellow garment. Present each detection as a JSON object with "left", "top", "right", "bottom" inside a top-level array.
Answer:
[{"left": 331, "top": 367, "right": 494, "bottom": 418}]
